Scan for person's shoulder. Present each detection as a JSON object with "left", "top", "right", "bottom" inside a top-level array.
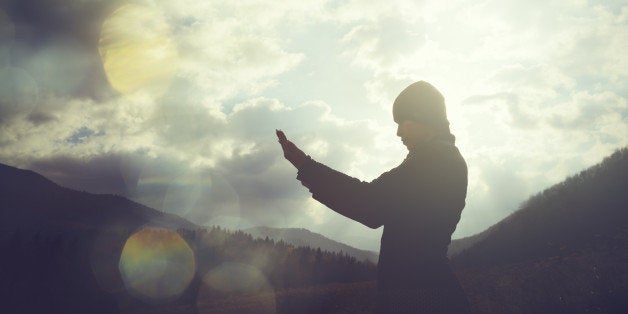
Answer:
[
  {"left": 406, "top": 139, "right": 464, "bottom": 164},
  {"left": 429, "top": 140, "right": 466, "bottom": 168},
  {"left": 426, "top": 139, "right": 459, "bottom": 156}
]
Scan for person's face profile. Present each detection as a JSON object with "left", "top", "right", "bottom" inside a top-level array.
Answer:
[{"left": 396, "top": 119, "right": 433, "bottom": 150}]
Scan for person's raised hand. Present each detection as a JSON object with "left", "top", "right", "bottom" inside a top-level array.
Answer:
[{"left": 276, "top": 129, "right": 307, "bottom": 169}]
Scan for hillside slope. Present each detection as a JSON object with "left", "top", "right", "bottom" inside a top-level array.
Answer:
[{"left": 453, "top": 148, "right": 628, "bottom": 268}]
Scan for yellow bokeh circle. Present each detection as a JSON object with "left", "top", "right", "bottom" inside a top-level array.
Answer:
[
  {"left": 119, "top": 226, "right": 196, "bottom": 301},
  {"left": 99, "top": 4, "right": 178, "bottom": 98}
]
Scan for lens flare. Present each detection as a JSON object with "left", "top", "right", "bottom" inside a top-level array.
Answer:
[
  {"left": 135, "top": 168, "right": 242, "bottom": 226},
  {"left": 197, "top": 262, "right": 276, "bottom": 313},
  {"left": 119, "top": 226, "right": 195, "bottom": 301},
  {"left": 163, "top": 172, "right": 211, "bottom": 219},
  {"left": 99, "top": 4, "right": 178, "bottom": 98},
  {"left": 204, "top": 262, "right": 270, "bottom": 293}
]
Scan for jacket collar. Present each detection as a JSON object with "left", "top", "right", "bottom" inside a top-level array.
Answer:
[{"left": 408, "top": 132, "right": 456, "bottom": 157}]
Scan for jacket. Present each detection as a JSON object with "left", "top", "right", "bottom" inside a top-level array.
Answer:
[{"left": 296, "top": 137, "right": 468, "bottom": 291}]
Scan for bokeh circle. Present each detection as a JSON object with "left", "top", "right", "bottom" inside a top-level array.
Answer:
[{"left": 119, "top": 226, "right": 196, "bottom": 302}]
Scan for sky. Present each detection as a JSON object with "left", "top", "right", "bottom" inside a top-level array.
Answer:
[{"left": 0, "top": 0, "right": 626, "bottom": 251}]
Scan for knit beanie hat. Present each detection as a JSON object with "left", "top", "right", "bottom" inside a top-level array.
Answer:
[{"left": 392, "top": 81, "right": 450, "bottom": 133}]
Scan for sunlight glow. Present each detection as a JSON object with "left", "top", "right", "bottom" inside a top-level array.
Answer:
[
  {"left": 204, "top": 262, "right": 271, "bottom": 293},
  {"left": 163, "top": 172, "right": 213, "bottom": 219},
  {"left": 99, "top": 4, "right": 178, "bottom": 98},
  {"left": 135, "top": 169, "right": 242, "bottom": 226}
]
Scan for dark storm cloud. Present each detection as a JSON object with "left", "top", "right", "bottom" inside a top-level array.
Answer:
[
  {"left": 26, "top": 111, "right": 56, "bottom": 125},
  {"left": 218, "top": 143, "right": 301, "bottom": 200},
  {"left": 0, "top": 0, "right": 115, "bottom": 44},
  {"left": 21, "top": 146, "right": 304, "bottom": 228},
  {"left": 26, "top": 151, "right": 157, "bottom": 196},
  {"left": 219, "top": 143, "right": 278, "bottom": 176},
  {"left": 0, "top": 0, "right": 118, "bottom": 100},
  {"left": 0, "top": 67, "right": 38, "bottom": 122}
]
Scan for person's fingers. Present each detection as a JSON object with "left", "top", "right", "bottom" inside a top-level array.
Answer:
[
  {"left": 276, "top": 129, "right": 288, "bottom": 142},
  {"left": 276, "top": 131, "right": 306, "bottom": 167},
  {"left": 275, "top": 131, "right": 301, "bottom": 155}
]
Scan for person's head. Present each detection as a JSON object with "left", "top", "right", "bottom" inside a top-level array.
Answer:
[{"left": 393, "top": 81, "right": 450, "bottom": 150}]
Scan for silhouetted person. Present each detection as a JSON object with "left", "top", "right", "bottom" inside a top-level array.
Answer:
[{"left": 277, "top": 81, "right": 471, "bottom": 313}]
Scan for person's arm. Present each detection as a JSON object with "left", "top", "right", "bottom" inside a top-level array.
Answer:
[
  {"left": 276, "top": 130, "right": 390, "bottom": 228},
  {"left": 296, "top": 157, "right": 405, "bottom": 229},
  {"left": 276, "top": 129, "right": 405, "bottom": 228}
]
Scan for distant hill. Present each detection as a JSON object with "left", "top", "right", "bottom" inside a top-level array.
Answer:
[
  {"left": 452, "top": 147, "right": 628, "bottom": 269},
  {"left": 0, "top": 162, "right": 197, "bottom": 233},
  {"left": 243, "top": 226, "right": 379, "bottom": 263}
]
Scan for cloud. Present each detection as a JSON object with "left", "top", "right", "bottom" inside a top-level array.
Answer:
[
  {"left": 26, "top": 110, "right": 56, "bottom": 125},
  {"left": 551, "top": 5, "right": 628, "bottom": 87},
  {"left": 463, "top": 93, "right": 537, "bottom": 129},
  {"left": 459, "top": 154, "right": 534, "bottom": 235},
  {"left": 27, "top": 152, "right": 148, "bottom": 196},
  {"left": 0, "top": 0, "right": 402, "bottom": 236},
  {"left": 156, "top": 0, "right": 310, "bottom": 103},
  {"left": 1, "top": 0, "right": 627, "bottom": 247},
  {"left": 549, "top": 91, "right": 628, "bottom": 130},
  {"left": 0, "top": 67, "right": 39, "bottom": 122},
  {"left": 0, "top": 0, "right": 317, "bottom": 160},
  {"left": 1, "top": 0, "right": 115, "bottom": 99},
  {"left": 342, "top": 16, "right": 426, "bottom": 71},
  {"left": 7, "top": 93, "right": 396, "bottom": 235}
]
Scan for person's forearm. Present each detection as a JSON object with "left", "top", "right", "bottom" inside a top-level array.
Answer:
[{"left": 297, "top": 159, "right": 383, "bottom": 228}]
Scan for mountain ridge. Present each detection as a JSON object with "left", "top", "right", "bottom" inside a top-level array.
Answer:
[{"left": 452, "top": 147, "right": 628, "bottom": 268}]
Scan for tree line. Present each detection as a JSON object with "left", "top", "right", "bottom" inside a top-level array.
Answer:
[{"left": 0, "top": 223, "right": 376, "bottom": 313}]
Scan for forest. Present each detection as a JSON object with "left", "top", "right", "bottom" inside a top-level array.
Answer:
[{"left": 0, "top": 224, "right": 376, "bottom": 313}]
